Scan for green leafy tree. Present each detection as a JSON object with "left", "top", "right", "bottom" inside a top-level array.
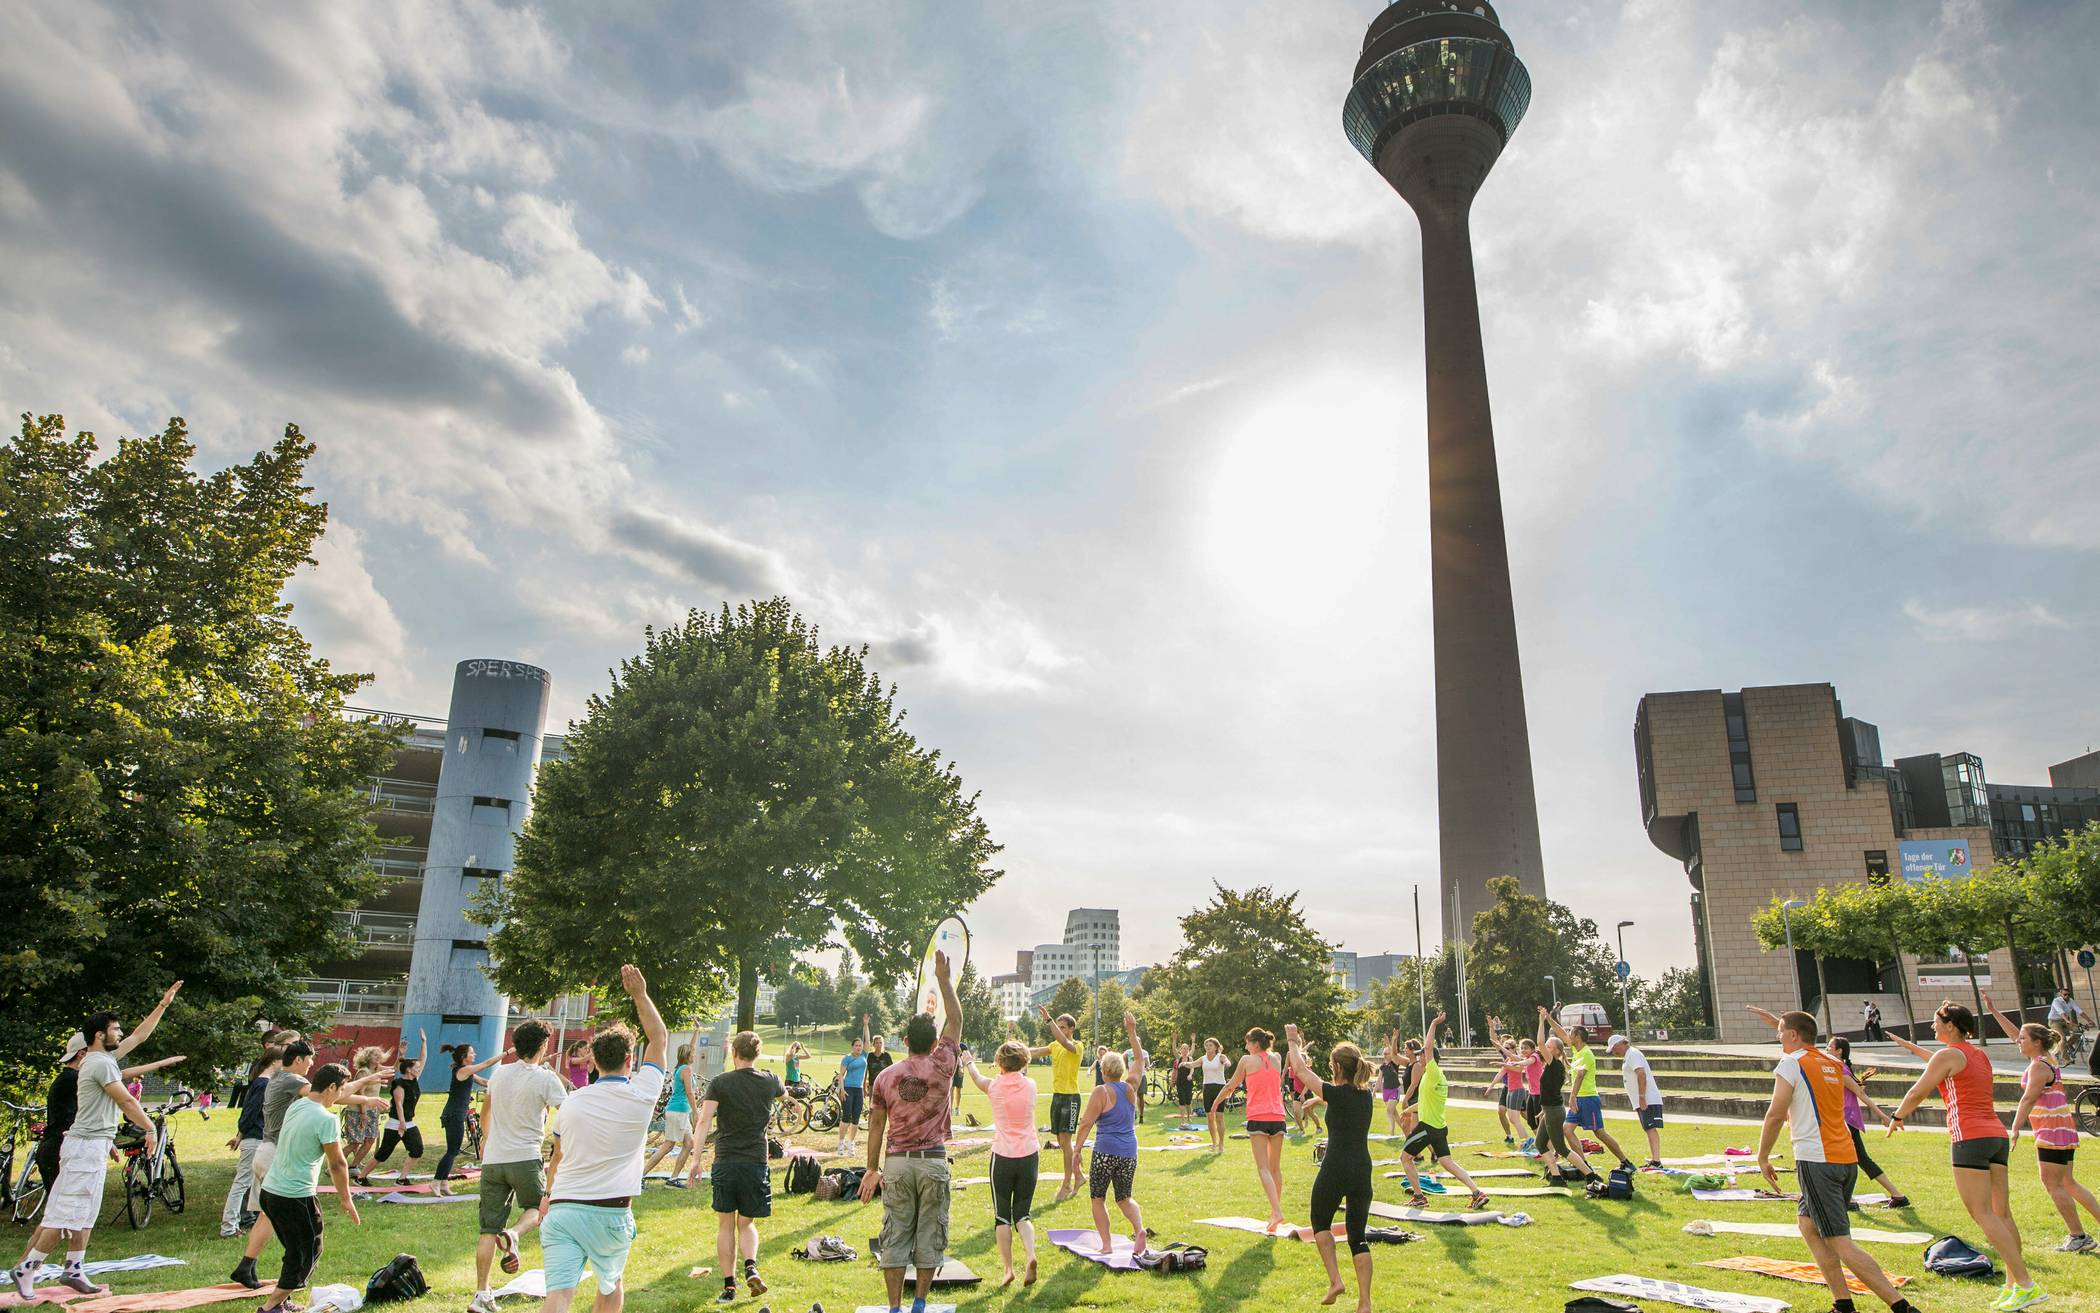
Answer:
[
  {"left": 842, "top": 985, "right": 892, "bottom": 1044},
  {"left": 955, "top": 961, "right": 1002, "bottom": 1053},
  {"left": 1145, "top": 884, "right": 1356, "bottom": 1056},
  {"left": 478, "top": 598, "right": 1002, "bottom": 1028},
  {"left": 1751, "top": 892, "right": 1853, "bottom": 1036},
  {"left": 773, "top": 968, "right": 830, "bottom": 1033},
  {"left": 1360, "top": 953, "right": 1451, "bottom": 1044},
  {"left": 1043, "top": 977, "right": 1091, "bottom": 1029},
  {"left": 0, "top": 413, "right": 400, "bottom": 1089},
  {"left": 1464, "top": 877, "right": 1621, "bottom": 1036},
  {"left": 1078, "top": 977, "right": 1130, "bottom": 1052},
  {"left": 2020, "top": 822, "right": 2100, "bottom": 962},
  {"left": 1630, "top": 965, "right": 1710, "bottom": 1034},
  {"left": 834, "top": 946, "right": 861, "bottom": 1021}
]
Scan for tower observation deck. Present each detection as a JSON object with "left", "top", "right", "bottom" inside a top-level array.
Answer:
[{"left": 1343, "top": 2, "right": 1545, "bottom": 938}]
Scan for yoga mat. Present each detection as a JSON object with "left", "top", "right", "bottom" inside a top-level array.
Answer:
[
  {"left": 1568, "top": 1276, "right": 1788, "bottom": 1313},
  {"left": 1683, "top": 1220, "right": 1931, "bottom": 1246},
  {"left": 1137, "top": 1143, "right": 1208, "bottom": 1152},
  {"left": 1479, "top": 1187, "right": 1573, "bottom": 1197},
  {"left": 1473, "top": 1150, "right": 1529, "bottom": 1158},
  {"left": 1047, "top": 1230, "right": 1144, "bottom": 1271},
  {"left": 373, "top": 1190, "right": 480, "bottom": 1204},
  {"left": 491, "top": 1270, "right": 546, "bottom": 1301},
  {"left": 25, "top": 1259, "right": 186, "bottom": 1283},
  {"left": 856, "top": 1308, "right": 953, "bottom": 1313},
  {"left": 1392, "top": 1168, "right": 1533, "bottom": 1179},
  {"left": 1195, "top": 1216, "right": 1346, "bottom": 1242},
  {"left": 1365, "top": 1201, "right": 1502, "bottom": 1226},
  {"left": 1691, "top": 1189, "right": 1798, "bottom": 1202},
  {"left": 945, "top": 1136, "right": 993, "bottom": 1149},
  {"left": 1702, "top": 1255, "right": 1907, "bottom": 1292},
  {"left": 2, "top": 1284, "right": 281, "bottom": 1312},
  {"left": 951, "top": 1176, "right": 992, "bottom": 1188}
]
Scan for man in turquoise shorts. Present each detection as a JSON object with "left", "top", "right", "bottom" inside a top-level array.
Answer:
[{"left": 539, "top": 965, "right": 669, "bottom": 1313}]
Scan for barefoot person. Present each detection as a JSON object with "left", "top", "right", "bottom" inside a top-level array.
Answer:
[
  {"left": 693, "top": 1030, "right": 781, "bottom": 1305},
  {"left": 1888, "top": 1001, "right": 2042, "bottom": 1310},
  {"left": 1211, "top": 1027, "right": 1290, "bottom": 1231},
  {"left": 1396, "top": 1012, "right": 1491, "bottom": 1211},
  {"left": 963, "top": 1041, "right": 1040, "bottom": 1287},
  {"left": 435, "top": 1042, "right": 508, "bottom": 1194},
  {"left": 539, "top": 965, "right": 670, "bottom": 1313},
  {"left": 1073, "top": 1013, "right": 1147, "bottom": 1260},
  {"left": 1986, "top": 991, "right": 2100, "bottom": 1253},
  {"left": 1199, "top": 1038, "right": 1232, "bottom": 1153},
  {"left": 365, "top": 1029, "right": 431, "bottom": 1185},
  {"left": 1286, "top": 1025, "right": 1374, "bottom": 1313},
  {"left": 1027, "top": 1006, "right": 1084, "bottom": 1201},
  {"left": 255, "top": 1064, "right": 365, "bottom": 1313},
  {"left": 1376, "top": 1033, "right": 1406, "bottom": 1139},
  {"left": 1827, "top": 1037, "right": 1908, "bottom": 1207},
  {"left": 861, "top": 951, "right": 963, "bottom": 1313},
  {"left": 1172, "top": 1039, "right": 1195, "bottom": 1125},
  {"left": 1754, "top": 1010, "right": 1920, "bottom": 1313},
  {"left": 339, "top": 1047, "right": 392, "bottom": 1187},
  {"left": 641, "top": 1023, "right": 704, "bottom": 1182},
  {"left": 469, "top": 1021, "right": 566, "bottom": 1313},
  {"left": 9, "top": 987, "right": 180, "bottom": 1301}
]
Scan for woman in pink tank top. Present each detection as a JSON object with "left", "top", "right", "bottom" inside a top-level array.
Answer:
[
  {"left": 1987, "top": 994, "right": 2100, "bottom": 1253},
  {"left": 1211, "top": 1027, "right": 1290, "bottom": 1232},
  {"left": 1891, "top": 999, "right": 2036, "bottom": 1297},
  {"left": 962, "top": 1040, "right": 1041, "bottom": 1286}
]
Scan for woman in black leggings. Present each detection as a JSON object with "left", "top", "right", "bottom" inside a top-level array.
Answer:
[
  {"left": 1285, "top": 1023, "right": 1373, "bottom": 1313},
  {"left": 1534, "top": 1036, "right": 1598, "bottom": 1186},
  {"left": 431, "top": 1042, "right": 504, "bottom": 1193}
]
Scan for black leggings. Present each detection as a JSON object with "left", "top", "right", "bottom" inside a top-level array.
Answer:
[
  {"left": 1309, "top": 1160, "right": 1372, "bottom": 1256},
  {"left": 375, "top": 1124, "right": 424, "bottom": 1163},
  {"left": 1538, "top": 1102, "right": 1574, "bottom": 1157},
  {"left": 435, "top": 1115, "right": 467, "bottom": 1180},
  {"left": 991, "top": 1151, "right": 1039, "bottom": 1227},
  {"left": 1848, "top": 1127, "right": 1884, "bottom": 1181},
  {"left": 259, "top": 1189, "right": 323, "bottom": 1292}
]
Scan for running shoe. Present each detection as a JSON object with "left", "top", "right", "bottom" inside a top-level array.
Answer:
[
  {"left": 2056, "top": 1234, "right": 2096, "bottom": 1253},
  {"left": 716, "top": 1281, "right": 736, "bottom": 1303},
  {"left": 1999, "top": 1285, "right": 2048, "bottom": 1310},
  {"left": 1519, "top": 1137, "right": 1535, "bottom": 1154},
  {"left": 498, "top": 1228, "right": 522, "bottom": 1274},
  {"left": 1503, "top": 1136, "right": 1516, "bottom": 1147},
  {"left": 468, "top": 1293, "right": 499, "bottom": 1313}
]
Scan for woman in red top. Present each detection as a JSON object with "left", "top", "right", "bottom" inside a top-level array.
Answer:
[
  {"left": 1889, "top": 1001, "right": 2036, "bottom": 1301},
  {"left": 1211, "top": 1027, "right": 1289, "bottom": 1233}
]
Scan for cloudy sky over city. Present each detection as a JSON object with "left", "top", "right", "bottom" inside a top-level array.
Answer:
[{"left": 4, "top": 0, "right": 2094, "bottom": 978}]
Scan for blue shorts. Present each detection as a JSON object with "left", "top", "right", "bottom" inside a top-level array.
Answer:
[
  {"left": 542, "top": 1203, "right": 637, "bottom": 1295},
  {"left": 1572, "top": 1095, "right": 1605, "bottom": 1131}
]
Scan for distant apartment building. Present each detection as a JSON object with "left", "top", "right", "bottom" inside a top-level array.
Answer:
[
  {"left": 990, "top": 973, "right": 1030, "bottom": 1022},
  {"left": 1064, "top": 908, "right": 1121, "bottom": 974},
  {"left": 1635, "top": 682, "right": 2098, "bottom": 1042},
  {"left": 1329, "top": 950, "right": 1413, "bottom": 1005},
  {"left": 313, "top": 660, "right": 586, "bottom": 1085}
]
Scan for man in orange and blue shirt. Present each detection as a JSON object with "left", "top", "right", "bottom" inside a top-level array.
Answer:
[{"left": 1756, "top": 1009, "right": 1917, "bottom": 1313}]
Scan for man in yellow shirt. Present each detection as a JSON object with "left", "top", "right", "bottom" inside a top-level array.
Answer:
[{"left": 1031, "top": 1007, "right": 1083, "bottom": 1203}]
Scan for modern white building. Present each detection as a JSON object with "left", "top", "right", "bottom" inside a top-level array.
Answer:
[
  {"left": 990, "top": 973, "right": 1030, "bottom": 1022},
  {"left": 1028, "top": 941, "right": 1091, "bottom": 990},
  {"left": 1064, "top": 908, "right": 1121, "bottom": 974}
]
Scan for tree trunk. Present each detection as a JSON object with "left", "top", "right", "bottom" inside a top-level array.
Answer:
[
  {"left": 1813, "top": 953, "right": 1833, "bottom": 1039},
  {"left": 2004, "top": 916, "right": 2027, "bottom": 1029},
  {"left": 1888, "top": 933, "right": 1915, "bottom": 1041},
  {"left": 1963, "top": 945, "right": 1989, "bottom": 1046},
  {"left": 736, "top": 958, "right": 759, "bottom": 1032}
]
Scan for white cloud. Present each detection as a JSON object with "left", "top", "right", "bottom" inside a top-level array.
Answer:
[
  {"left": 1904, "top": 600, "right": 2072, "bottom": 644},
  {"left": 866, "top": 597, "right": 1075, "bottom": 696},
  {"left": 289, "top": 521, "right": 413, "bottom": 690}
]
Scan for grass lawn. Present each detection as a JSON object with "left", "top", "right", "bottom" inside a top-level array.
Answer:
[{"left": 19, "top": 1030, "right": 2098, "bottom": 1313}]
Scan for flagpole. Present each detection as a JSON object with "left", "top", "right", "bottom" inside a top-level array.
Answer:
[{"left": 1413, "top": 884, "right": 1427, "bottom": 1038}]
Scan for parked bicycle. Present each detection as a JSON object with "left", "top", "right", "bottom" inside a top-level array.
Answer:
[
  {"left": 802, "top": 1071, "right": 844, "bottom": 1133},
  {"left": 113, "top": 1089, "right": 192, "bottom": 1230},
  {"left": 1, "top": 1101, "right": 47, "bottom": 1225},
  {"left": 2075, "top": 1082, "right": 2100, "bottom": 1139}
]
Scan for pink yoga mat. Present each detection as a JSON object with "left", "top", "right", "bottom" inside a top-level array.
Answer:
[{"left": 2, "top": 1283, "right": 282, "bottom": 1312}]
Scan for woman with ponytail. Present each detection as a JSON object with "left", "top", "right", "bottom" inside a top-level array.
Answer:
[{"left": 1286, "top": 1025, "right": 1374, "bottom": 1313}]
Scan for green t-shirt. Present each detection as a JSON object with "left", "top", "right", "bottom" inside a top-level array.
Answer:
[
  {"left": 262, "top": 1096, "right": 341, "bottom": 1199},
  {"left": 1571, "top": 1045, "right": 1599, "bottom": 1098},
  {"left": 1417, "top": 1057, "right": 1448, "bottom": 1128}
]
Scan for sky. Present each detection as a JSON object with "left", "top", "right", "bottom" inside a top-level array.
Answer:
[{"left": 3, "top": 0, "right": 2096, "bottom": 985}]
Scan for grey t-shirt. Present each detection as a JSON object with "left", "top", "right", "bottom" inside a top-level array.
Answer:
[
  {"left": 72, "top": 1050, "right": 126, "bottom": 1140},
  {"left": 263, "top": 1069, "right": 312, "bottom": 1142}
]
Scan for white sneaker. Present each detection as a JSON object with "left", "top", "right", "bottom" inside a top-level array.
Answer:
[
  {"left": 2056, "top": 1233, "right": 2096, "bottom": 1253},
  {"left": 468, "top": 1291, "right": 499, "bottom": 1313}
]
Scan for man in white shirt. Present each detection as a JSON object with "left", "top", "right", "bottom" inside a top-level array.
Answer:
[
  {"left": 2050, "top": 989, "right": 2086, "bottom": 1028},
  {"left": 1607, "top": 1035, "right": 1665, "bottom": 1168},
  {"left": 540, "top": 966, "right": 668, "bottom": 1313},
  {"left": 470, "top": 1020, "right": 567, "bottom": 1313}
]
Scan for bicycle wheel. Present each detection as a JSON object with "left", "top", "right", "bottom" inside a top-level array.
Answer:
[
  {"left": 124, "top": 1159, "right": 152, "bottom": 1230},
  {"left": 2076, "top": 1085, "right": 2100, "bottom": 1138},
  {"left": 773, "top": 1101, "right": 810, "bottom": 1136},
  {"left": 0, "top": 1145, "right": 12, "bottom": 1211},
  {"left": 808, "top": 1097, "right": 839, "bottom": 1133},
  {"left": 10, "top": 1159, "right": 43, "bottom": 1225},
  {"left": 157, "top": 1147, "right": 185, "bottom": 1213}
]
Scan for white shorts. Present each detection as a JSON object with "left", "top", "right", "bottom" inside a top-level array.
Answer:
[
  {"left": 248, "top": 1140, "right": 278, "bottom": 1211},
  {"left": 44, "top": 1135, "right": 114, "bottom": 1232},
  {"left": 662, "top": 1111, "right": 692, "bottom": 1141}
]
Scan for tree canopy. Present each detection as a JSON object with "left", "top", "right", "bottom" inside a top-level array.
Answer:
[
  {"left": 1462, "top": 876, "right": 1622, "bottom": 1035},
  {"left": 0, "top": 413, "right": 399, "bottom": 1088},
  {"left": 1143, "top": 884, "right": 1356, "bottom": 1054},
  {"left": 477, "top": 598, "right": 1001, "bottom": 1028}
]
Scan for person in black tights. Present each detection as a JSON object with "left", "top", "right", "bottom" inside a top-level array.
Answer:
[
  {"left": 1532, "top": 1032, "right": 1598, "bottom": 1186},
  {"left": 1284, "top": 1023, "right": 1373, "bottom": 1313},
  {"left": 432, "top": 1042, "right": 506, "bottom": 1194}
]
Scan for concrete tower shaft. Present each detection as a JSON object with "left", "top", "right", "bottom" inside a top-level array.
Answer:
[{"left": 1344, "top": 3, "right": 1544, "bottom": 937}]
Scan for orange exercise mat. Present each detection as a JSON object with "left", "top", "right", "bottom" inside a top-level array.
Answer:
[
  {"left": 1701, "top": 1255, "right": 1908, "bottom": 1293},
  {"left": 1, "top": 1282, "right": 282, "bottom": 1312}
]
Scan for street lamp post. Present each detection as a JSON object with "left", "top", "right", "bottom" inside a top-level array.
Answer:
[
  {"left": 1780, "top": 899, "right": 1809, "bottom": 1015},
  {"left": 1616, "top": 920, "right": 1636, "bottom": 1036},
  {"left": 1090, "top": 942, "right": 1103, "bottom": 1051}
]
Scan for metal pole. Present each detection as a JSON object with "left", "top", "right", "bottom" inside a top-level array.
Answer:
[
  {"left": 1616, "top": 921, "right": 1634, "bottom": 1035},
  {"left": 1413, "top": 885, "right": 1427, "bottom": 1038},
  {"left": 1453, "top": 885, "right": 1468, "bottom": 1047},
  {"left": 1091, "top": 944, "right": 1101, "bottom": 1051},
  {"left": 1782, "top": 906, "right": 1805, "bottom": 1014}
]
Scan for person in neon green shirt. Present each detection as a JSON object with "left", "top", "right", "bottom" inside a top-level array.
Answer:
[
  {"left": 1540, "top": 1007, "right": 1634, "bottom": 1173},
  {"left": 1030, "top": 1006, "right": 1084, "bottom": 1203},
  {"left": 1395, "top": 1012, "right": 1490, "bottom": 1211},
  {"left": 255, "top": 1064, "right": 361, "bottom": 1313}
]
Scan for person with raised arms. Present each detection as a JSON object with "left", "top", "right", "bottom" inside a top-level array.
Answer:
[
  {"left": 640, "top": 1021, "right": 704, "bottom": 1183},
  {"left": 1530, "top": 1021, "right": 1599, "bottom": 1188},
  {"left": 435, "top": 1041, "right": 510, "bottom": 1194},
  {"left": 1375, "top": 1031, "right": 1407, "bottom": 1140},
  {"left": 837, "top": 1028, "right": 869, "bottom": 1156},
  {"left": 1887, "top": 1000, "right": 2041, "bottom": 1310},
  {"left": 1209, "top": 1026, "right": 1290, "bottom": 1232},
  {"left": 1985, "top": 990, "right": 2100, "bottom": 1254},
  {"left": 363, "top": 1028, "right": 432, "bottom": 1185},
  {"left": 469, "top": 1020, "right": 567, "bottom": 1313},
  {"left": 693, "top": 1029, "right": 782, "bottom": 1305},
  {"left": 538, "top": 965, "right": 669, "bottom": 1313},
  {"left": 860, "top": 950, "right": 963, "bottom": 1313},
  {"left": 963, "top": 1040, "right": 1040, "bottom": 1287},
  {"left": 1285, "top": 1023, "right": 1375, "bottom": 1313},
  {"left": 10, "top": 984, "right": 182, "bottom": 1300},
  {"left": 253, "top": 1064, "right": 364, "bottom": 1313},
  {"left": 1072, "top": 1012, "right": 1148, "bottom": 1259},
  {"left": 1171, "top": 1037, "right": 1195, "bottom": 1125},
  {"left": 1027, "top": 1005, "right": 1084, "bottom": 1202},
  {"left": 1540, "top": 1008, "right": 1635, "bottom": 1174},
  {"left": 1753, "top": 1009, "right": 1919, "bottom": 1313},
  {"left": 1395, "top": 1012, "right": 1491, "bottom": 1211},
  {"left": 1826, "top": 1036, "right": 1909, "bottom": 1209},
  {"left": 1198, "top": 1037, "right": 1233, "bottom": 1153}
]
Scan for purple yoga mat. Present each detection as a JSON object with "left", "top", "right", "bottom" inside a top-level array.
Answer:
[{"left": 1046, "top": 1230, "right": 1144, "bottom": 1271}]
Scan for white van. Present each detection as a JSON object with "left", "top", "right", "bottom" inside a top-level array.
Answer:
[{"left": 1558, "top": 1002, "right": 1612, "bottom": 1037}]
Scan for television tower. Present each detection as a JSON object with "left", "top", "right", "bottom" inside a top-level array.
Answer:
[{"left": 1343, "top": 2, "right": 1544, "bottom": 935}]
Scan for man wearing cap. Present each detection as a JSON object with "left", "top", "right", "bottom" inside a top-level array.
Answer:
[
  {"left": 1607, "top": 1035, "right": 1665, "bottom": 1169},
  {"left": 10, "top": 985, "right": 183, "bottom": 1300}
]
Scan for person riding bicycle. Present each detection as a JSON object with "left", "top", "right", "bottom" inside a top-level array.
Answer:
[{"left": 2049, "top": 989, "right": 2088, "bottom": 1054}]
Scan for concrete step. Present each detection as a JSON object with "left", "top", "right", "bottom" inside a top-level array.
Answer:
[{"left": 1433, "top": 1060, "right": 2031, "bottom": 1104}]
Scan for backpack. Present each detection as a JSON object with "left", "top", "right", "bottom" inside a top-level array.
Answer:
[
  {"left": 783, "top": 1155, "right": 822, "bottom": 1195},
  {"left": 767, "top": 1136, "right": 784, "bottom": 1160},
  {"left": 1923, "top": 1235, "right": 1996, "bottom": 1279},
  {"left": 1586, "top": 1166, "right": 1635, "bottom": 1200},
  {"left": 817, "top": 1166, "right": 868, "bottom": 1201},
  {"left": 1135, "top": 1242, "right": 1207, "bottom": 1274},
  {"left": 364, "top": 1255, "right": 427, "bottom": 1304}
]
